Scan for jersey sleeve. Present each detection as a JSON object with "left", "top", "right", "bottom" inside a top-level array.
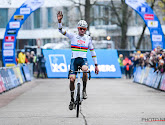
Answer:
[
  {"left": 58, "top": 23, "right": 74, "bottom": 39},
  {"left": 88, "top": 38, "right": 97, "bottom": 65}
]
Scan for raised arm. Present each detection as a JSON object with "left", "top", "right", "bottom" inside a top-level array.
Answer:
[
  {"left": 57, "top": 11, "right": 73, "bottom": 39},
  {"left": 88, "top": 38, "right": 99, "bottom": 74}
]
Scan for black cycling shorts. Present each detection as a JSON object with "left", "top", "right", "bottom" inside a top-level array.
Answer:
[{"left": 70, "top": 57, "right": 88, "bottom": 75}]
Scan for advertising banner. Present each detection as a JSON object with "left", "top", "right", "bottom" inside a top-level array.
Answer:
[
  {"left": 27, "top": 63, "right": 33, "bottom": 80},
  {"left": 159, "top": 73, "right": 165, "bottom": 91},
  {"left": 5, "top": 69, "right": 15, "bottom": 89},
  {"left": 13, "top": 67, "right": 24, "bottom": 84},
  {"left": 1, "top": 69, "right": 10, "bottom": 90},
  {"left": 8, "top": 68, "right": 20, "bottom": 87},
  {"left": 125, "top": 0, "right": 165, "bottom": 49},
  {"left": 20, "top": 66, "right": 26, "bottom": 83},
  {"left": 13, "top": 67, "right": 21, "bottom": 85},
  {"left": 150, "top": 71, "right": 158, "bottom": 87},
  {"left": 153, "top": 72, "right": 162, "bottom": 89},
  {"left": 143, "top": 67, "right": 150, "bottom": 84},
  {"left": 145, "top": 68, "right": 154, "bottom": 86},
  {"left": 22, "top": 65, "right": 31, "bottom": 81},
  {"left": 2, "top": 0, "right": 44, "bottom": 66},
  {"left": 0, "top": 70, "right": 6, "bottom": 92},
  {"left": 43, "top": 49, "right": 122, "bottom": 78},
  {"left": 140, "top": 68, "right": 145, "bottom": 84}
]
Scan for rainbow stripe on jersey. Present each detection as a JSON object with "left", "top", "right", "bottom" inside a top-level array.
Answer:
[{"left": 71, "top": 44, "right": 88, "bottom": 52}]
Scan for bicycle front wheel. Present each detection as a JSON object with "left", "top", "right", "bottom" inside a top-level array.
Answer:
[{"left": 76, "top": 83, "right": 80, "bottom": 118}]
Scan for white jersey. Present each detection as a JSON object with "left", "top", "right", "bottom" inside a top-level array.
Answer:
[{"left": 58, "top": 23, "right": 97, "bottom": 64}]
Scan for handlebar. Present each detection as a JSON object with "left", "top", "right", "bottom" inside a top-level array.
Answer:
[{"left": 68, "top": 70, "right": 91, "bottom": 80}]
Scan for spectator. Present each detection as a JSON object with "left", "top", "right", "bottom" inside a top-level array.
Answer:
[
  {"left": 25, "top": 51, "right": 30, "bottom": 64},
  {"left": 18, "top": 49, "right": 26, "bottom": 64},
  {"left": 118, "top": 54, "right": 124, "bottom": 74},
  {"left": 123, "top": 56, "right": 132, "bottom": 79},
  {"left": 30, "top": 51, "right": 37, "bottom": 72},
  {"left": 131, "top": 46, "right": 165, "bottom": 74},
  {"left": 37, "top": 53, "right": 47, "bottom": 78}
]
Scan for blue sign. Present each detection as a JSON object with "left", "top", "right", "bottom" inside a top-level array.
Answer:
[
  {"left": 2, "top": 0, "right": 44, "bottom": 67},
  {"left": 42, "top": 49, "right": 122, "bottom": 78},
  {"left": 126, "top": 0, "right": 165, "bottom": 49}
]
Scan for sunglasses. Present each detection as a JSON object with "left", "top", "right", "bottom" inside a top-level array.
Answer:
[{"left": 78, "top": 27, "right": 87, "bottom": 31}]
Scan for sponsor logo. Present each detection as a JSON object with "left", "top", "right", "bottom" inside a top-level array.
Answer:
[
  {"left": 5, "top": 36, "right": 15, "bottom": 42},
  {"left": 49, "top": 54, "right": 67, "bottom": 72},
  {"left": 151, "top": 29, "right": 159, "bottom": 35},
  {"left": 152, "top": 35, "right": 162, "bottom": 42},
  {"left": 3, "top": 50, "right": 14, "bottom": 57},
  {"left": 7, "top": 29, "right": 16, "bottom": 35},
  {"left": 9, "top": 22, "right": 20, "bottom": 29},
  {"left": 14, "top": 15, "right": 24, "bottom": 20},
  {"left": 89, "top": 65, "right": 116, "bottom": 72},
  {"left": 77, "top": 40, "right": 85, "bottom": 44},
  {"left": 148, "top": 21, "right": 158, "bottom": 28},
  {"left": 139, "top": 7, "right": 148, "bottom": 12},
  {"left": 144, "top": 14, "right": 154, "bottom": 20},
  {"left": 23, "top": 0, "right": 44, "bottom": 11},
  {"left": 49, "top": 54, "right": 116, "bottom": 73},
  {"left": 5, "top": 57, "right": 13, "bottom": 62},
  {"left": 6, "top": 63, "right": 15, "bottom": 67},
  {"left": 127, "top": 0, "right": 138, "bottom": 3},
  {"left": 4, "top": 43, "right": 14, "bottom": 49},
  {"left": 20, "top": 8, "right": 31, "bottom": 14}
]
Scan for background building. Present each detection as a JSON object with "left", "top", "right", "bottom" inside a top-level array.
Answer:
[{"left": 0, "top": 0, "right": 165, "bottom": 51}]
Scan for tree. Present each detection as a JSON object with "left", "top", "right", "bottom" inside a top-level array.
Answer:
[
  {"left": 136, "top": 0, "right": 156, "bottom": 50},
  {"left": 109, "top": 0, "right": 132, "bottom": 49},
  {"left": 68, "top": 0, "right": 97, "bottom": 29}
]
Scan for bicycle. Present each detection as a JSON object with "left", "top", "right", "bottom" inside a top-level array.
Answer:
[{"left": 68, "top": 66, "right": 91, "bottom": 117}]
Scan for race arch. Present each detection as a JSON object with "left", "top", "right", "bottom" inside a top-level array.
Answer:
[
  {"left": 125, "top": 0, "right": 165, "bottom": 50},
  {"left": 2, "top": 0, "right": 44, "bottom": 67}
]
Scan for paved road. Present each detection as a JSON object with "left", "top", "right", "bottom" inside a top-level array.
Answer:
[{"left": 0, "top": 78, "right": 165, "bottom": 125}]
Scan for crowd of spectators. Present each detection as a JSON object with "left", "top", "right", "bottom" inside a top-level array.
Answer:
[
  {"left": 118, "top": 46, "right": 165, "bottom": 79},
  {"left": 16, "top": 49, "right": 47, "bottom": 78}
]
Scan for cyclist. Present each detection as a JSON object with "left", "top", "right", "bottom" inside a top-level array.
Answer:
[{"left": 57, "top": 11, "right": 99, "bottom": 110}]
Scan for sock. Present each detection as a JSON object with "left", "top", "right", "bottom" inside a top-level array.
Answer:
[
  {"left": 83, "top": 81, "right": 87, "bottom": 92},
  {"left": 71, "top": 91, "right": 74, "bottom": 102}
]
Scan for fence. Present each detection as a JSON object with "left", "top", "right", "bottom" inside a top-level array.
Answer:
[
  {"left": 0, "top": 63, "right": 33, "bottom": 94},
  {"left": 133, "top": 66, "right": 165, "bottom": 91}
]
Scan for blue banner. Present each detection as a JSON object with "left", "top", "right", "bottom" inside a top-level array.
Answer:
[
  {"left": 42, "top": 49, "right": 122, "bottom": 78},
  {"left": 126, "top": 0, "right": 165, "bottom": 49},
  {"left": 2, "top": 0, "right": 44, "bottom": 67},
  {"left": 22, "top": 65, "right": 31, "bottom": 81}
]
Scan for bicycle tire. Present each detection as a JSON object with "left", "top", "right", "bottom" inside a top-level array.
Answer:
[{"left": 76, "top": 83, "right": 80, "bottom": 118}]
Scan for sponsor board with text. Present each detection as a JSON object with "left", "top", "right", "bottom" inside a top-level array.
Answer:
[
  {"left": 148, "top": 21, "right": 158, "bottom": 28},
  {"left": 14, "top": 15, "right": 24, "bottom": 20},
  {"left": 139, "top": 7, "right": 148, "bottom": 12},
  {"left": 3, "top": 50, "right": 14, "bottom": 57},
  {"left": 7, "top": 29, "right": 16, "bottom": 35},
  {"left": 43, "top": 49, "right": 121, "bottom": 78},
  {"left": 5, "top": 36, "right": 15, "bottom": 42},
  {"left": 20, "top": 8, "right": 31, "bottom": 14},
  {"left": 152, "top": 35, "right": 162, "bottom": 42},
  {"left": 9, "top": 22, "right": 20, "bottom": 29},
  {"left": 4, "top": 43, "right": 14, "bottom": 49},
  {"left": 144, "top": 14, "right": 154, "bottom": 20}
]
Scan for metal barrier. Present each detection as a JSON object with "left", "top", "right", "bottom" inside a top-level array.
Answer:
[
  {"left": 0, "top": 63, "right": 33, "bottom": 94},
  {"left": 133, "top": 66, "right": 165, "bottom": 91}
]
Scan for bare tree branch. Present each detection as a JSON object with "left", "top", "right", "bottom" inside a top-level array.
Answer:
[{"left": 110, "top": 0, "right": 122, "bottom": 26}]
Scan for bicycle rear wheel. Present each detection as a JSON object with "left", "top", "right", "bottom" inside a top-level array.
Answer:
[{"left": 76, "top": 83, "right": 80, "bottom": 118}]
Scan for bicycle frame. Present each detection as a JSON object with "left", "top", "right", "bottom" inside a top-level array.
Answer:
[{"left": 68, "top": 68, "right": 91, "bottom": 117}]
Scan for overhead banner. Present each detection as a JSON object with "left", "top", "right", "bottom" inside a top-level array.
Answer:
[
  {"left": 125, "top": 0, "right": 165, "bottom": 49},
  {"left": 43, "top": 49, "right": 122, "bottom": 78},
  {"left": 2, "top": 0, "right": 44, "bottom": 67}
]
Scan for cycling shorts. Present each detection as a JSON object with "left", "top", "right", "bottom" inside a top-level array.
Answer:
[{"left": 70, "top": 57, "right": 88, "bottom": 75}]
